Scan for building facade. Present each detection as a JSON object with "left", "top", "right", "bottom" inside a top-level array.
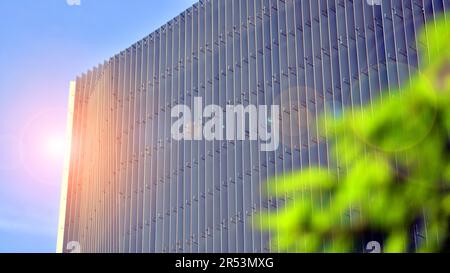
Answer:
[{"left": 58, "top": 0, "right": 449, "bottom": 253}]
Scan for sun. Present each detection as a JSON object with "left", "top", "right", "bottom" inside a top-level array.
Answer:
[{"left": 45, "top": 134, "right": 66, "bottom": 159}]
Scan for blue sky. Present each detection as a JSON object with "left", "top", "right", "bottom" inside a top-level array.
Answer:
[{"left": 0, "top": 0, "right": 197, "bottom": 253}]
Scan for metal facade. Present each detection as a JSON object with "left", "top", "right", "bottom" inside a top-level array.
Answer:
[{"left": 59, "top": 0, "right": 449, "bottom": 253}]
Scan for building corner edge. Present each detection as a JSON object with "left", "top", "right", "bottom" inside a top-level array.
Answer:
[{"left": 56, "top": 81, "right": 76, "bottom": 253}]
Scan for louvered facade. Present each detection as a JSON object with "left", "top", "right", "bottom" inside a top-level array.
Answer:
[{"left": 58, "top": 0, "right": 450, "bottom": 253}]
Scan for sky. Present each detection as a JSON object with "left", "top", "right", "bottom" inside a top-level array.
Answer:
[{"left": 0, "top": 0, "right": 197, "bottom": 253}]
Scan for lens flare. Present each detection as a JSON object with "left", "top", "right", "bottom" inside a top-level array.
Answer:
[
  {"left": 20, "top": 107, "right": 67, "bottom": 186},
  {"left": 45, "top": 133, "right": 66, "bottom": 159}
]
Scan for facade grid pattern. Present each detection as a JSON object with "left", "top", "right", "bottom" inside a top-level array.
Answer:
[{"left": 59, "top": 0, "right": 449, "bottom": 253}]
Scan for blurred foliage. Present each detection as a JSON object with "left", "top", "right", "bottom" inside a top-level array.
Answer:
[{"left": 256, "top": 16, "right": 450, "bottom": 253}]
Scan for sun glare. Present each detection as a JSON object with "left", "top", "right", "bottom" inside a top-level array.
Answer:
[{"left": 46, "top": 134, "right": 66, "bottom": 159}]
